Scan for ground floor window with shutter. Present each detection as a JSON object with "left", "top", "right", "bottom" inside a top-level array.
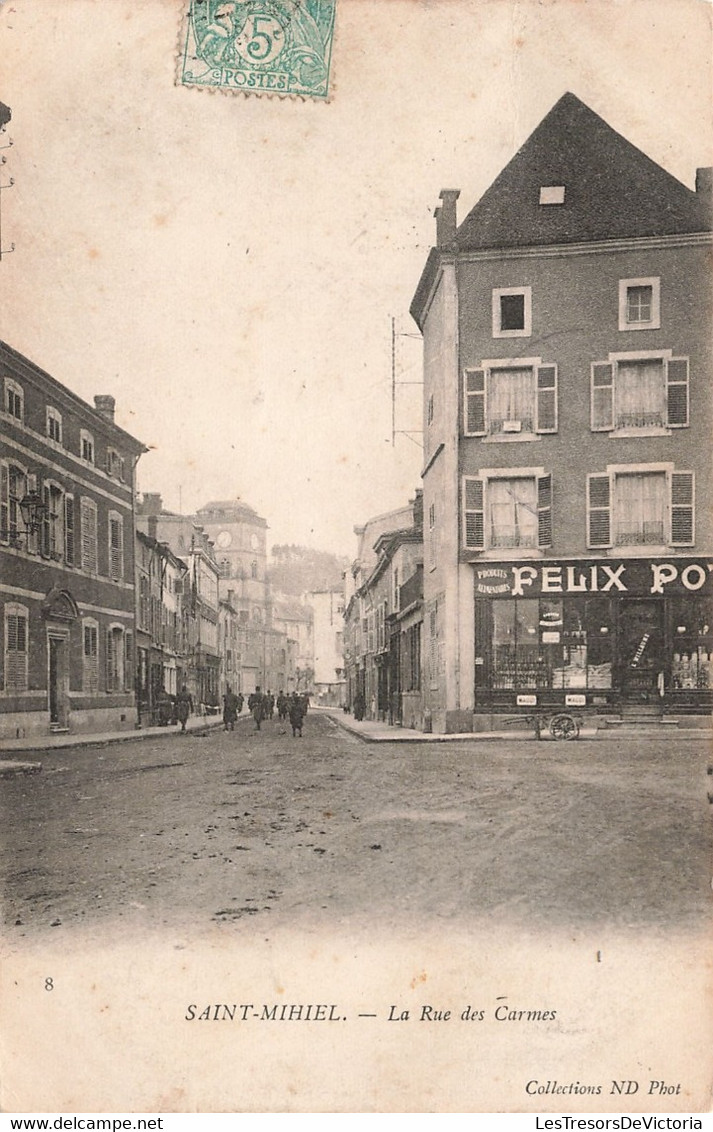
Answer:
[
  {"left": 106, "top": 624, "right": 125, "bottom": 692},
  {"left": 587, "top": 466, "right": 694, "bottom": 550},
  {"left": 4, "top": 602, "right": 29, "bottom": 692},
  {"left": 463, "top": 470, "right": 552, "bottom": 553}
]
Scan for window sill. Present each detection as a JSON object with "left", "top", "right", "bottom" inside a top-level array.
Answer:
[
  {"left": 481, "top": 432, "right": 541, "bottom": 443},
  {"left": 475, "top": 548, "right": 544, "bottom": 561},
  {"left": 607, "top": 544, "right": 669, "bottom": 557},
  {"left": 618, "top": 321, "right": 661, "bottom": 332},
  {"left": 609, "top": 427, "right": 672, "bottom": 439}
]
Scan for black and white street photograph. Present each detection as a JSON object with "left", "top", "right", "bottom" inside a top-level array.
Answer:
[{"left": 0, "top": 0, "right": 711, "bottom": 1116}]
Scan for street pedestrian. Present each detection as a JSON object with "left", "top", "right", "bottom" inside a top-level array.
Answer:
[
  {"left": 277, "top": 691, "right": 288, "bottom": 721},
  {"left": 222, "top": 686, "right": 239, "bottom": 731},
  {"left": 248, "top": 686, "right": 266, "bottom": 731},
  {"left": 353, "top": 691, "right": 365, "bottom": 721},
  {"left": 266, "top": 690, "right": 275, "bottom": 719},
  {"left": 175, "top": 685, "right": 193, "bottom": 733},
  {"left": 236, "top": 692, "right": 244, "bottom": 715},
  {"left": 289, "top": 691, "right": 305, "bottom": 738}
]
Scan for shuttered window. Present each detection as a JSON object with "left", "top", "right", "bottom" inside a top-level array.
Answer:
[
  {"left": 464, "top": 365, "right": 557, "bottom": 436},
  {"left": 46, "top": 407, "right": 62, "bottom": 443},
  {"left": 83, "top": 620, "right": 99, "bottom": 693},
  {"left": 4, "top": 604, "right": 29, "bottom": 692},
  {"left": 537, "top": 474, "right": 552, "bottom": 547},
  {"left": 591, "top": 363, "right": 614, "bottom": 431},
  {"left": 0, "top": 464, "right": 8, "bottom": 542},
  {"left": 106, "top": 626, "right": 124, "bottom": 692},
  {"left": 464, "top": 369, "right": 486, "bottom": 435},
  {"left": 591, "top": 356, "right": 689, "bottom": 431},
  {"left": 463, "top": 474, "right": 552, "bottom": 550},
  {"left": 41, "top": 483, "right": 64, "bottom": 559},
  {"left": 587, "top": 470, "right": 695, "bottom": 549},
  {"left": 666, "top": 358, "right": 689, "bottom": 428},
  {"left": 671, "top": 472, "right": 694, "bottom": 546},
  {"left": 536, "top": 366, "right": 558, "bottom": 433},
  {"left": 463, "top": 477, "right": 484, "bottom": 549},
  {"left": 108, "top": 512, "right": 124, "bottom": 582},
  {"left": 587, "top": 475, "right": 612, "bottom": 548},
  {"left": 124, "top": 631, "right": 134, "bottom": 692},
  {"left": 65, "top": 495, "right": 75, "bottom": 565},
  {"left": 80, "top": 430, "right": 94, "bottom": 463},
  {"left": 81, "top": 498, "right": 98, "bottom": 573},
  {"left": 5, "top": 379, "right": 23, "bottom": 420}
]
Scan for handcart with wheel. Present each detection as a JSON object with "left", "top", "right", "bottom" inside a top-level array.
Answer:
[{"left": 502, "top": 710, "right": 582, "bottom": 740}]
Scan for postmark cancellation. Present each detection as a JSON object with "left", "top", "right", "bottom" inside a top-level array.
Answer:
[{"left": 179, "top": 0, "right": 336, "bottom": 99}]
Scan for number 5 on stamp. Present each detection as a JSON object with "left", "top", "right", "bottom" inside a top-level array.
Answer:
[{"left": 179, "top": 0, "right": 337, "bottom": 101}]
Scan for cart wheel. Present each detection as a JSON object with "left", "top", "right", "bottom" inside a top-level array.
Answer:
[{"left": 549, "top": 713, "right": 580, "bottom": 741}]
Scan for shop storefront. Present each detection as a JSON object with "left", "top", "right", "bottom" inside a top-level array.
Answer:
[{"left": 473, "top": 558, "right": 713, "bottom": 716}]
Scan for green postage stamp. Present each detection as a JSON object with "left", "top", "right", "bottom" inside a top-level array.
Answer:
[{"left": 179, "top": 0, "right": 336, "bottom": 99}]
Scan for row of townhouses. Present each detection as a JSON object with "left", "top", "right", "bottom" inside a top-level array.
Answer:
[
  {"left": 344, "top": 93, "right": 712, "bottom": 733},
  {"left": 0, "top": 342, "right": 344, "bottom": 739}
]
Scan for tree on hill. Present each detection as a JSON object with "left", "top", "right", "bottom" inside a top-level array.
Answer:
[{"left": 269, "top": 545, "right": 349, "bottom": 596}]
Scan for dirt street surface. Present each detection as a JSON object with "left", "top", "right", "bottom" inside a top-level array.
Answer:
[{"left": 1, "top": 713, "right": 711, "bottom": 944}]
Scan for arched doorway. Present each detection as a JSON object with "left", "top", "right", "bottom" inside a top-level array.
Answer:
[{"left": 41, "top": 587, "right": 79, "bottom": 731}]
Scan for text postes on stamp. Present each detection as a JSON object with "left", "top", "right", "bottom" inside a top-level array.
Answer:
[{"left": 179, "top": 0, "right": 336, "bottom": 100}]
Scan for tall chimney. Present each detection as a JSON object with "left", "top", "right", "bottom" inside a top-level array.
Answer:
[
  {"left": 94, "top": 394, "right": 116, "bottom": 423},
  {"left": 695, "top": 167, "right": 712, "bottom": 221},
  {"left": 435, "top": 189, "right": 460, "bottom": 247},
  {"left": 147, "top": 514, "right": 158, "bottom": 540},
  {"left": 141, "top": 492, "right": 163, "bottom": 515}
]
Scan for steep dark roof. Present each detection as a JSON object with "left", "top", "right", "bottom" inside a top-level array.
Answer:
[{"left": 455, "top": 93, "right": 710, "bottom": 251}]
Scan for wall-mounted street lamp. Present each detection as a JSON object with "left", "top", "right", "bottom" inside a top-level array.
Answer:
[{"left": 19, "top": 489, "right": 47, "bottom": 535}]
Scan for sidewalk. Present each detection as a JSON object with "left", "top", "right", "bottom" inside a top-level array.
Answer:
[
  {"left": 318, "top": 706, "right": 596, "bottom": 742},
  {"left": 0, "top": 712, "right": 226, "bottom": 774},
  {"left": 318, "top": 706, "right": 711, "bottom": 743}
]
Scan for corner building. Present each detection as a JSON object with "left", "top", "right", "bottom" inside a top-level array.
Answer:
[
  {"left": 0, "top": 343, "right": 146, "bottom": 739},
  {"left": 410, "top": 94, "right": 712, "bottom": 732}
]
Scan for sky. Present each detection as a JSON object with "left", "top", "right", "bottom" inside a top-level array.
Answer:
[{"left": 0, "top": 0, "right": 711, "bottom": 557}]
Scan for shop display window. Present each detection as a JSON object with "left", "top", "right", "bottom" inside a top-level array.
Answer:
[
  {"left": 668, "top": 597, "right": 713, "bottom": 691},
  {"left": 488, "top": 596, "right": 613, "bottom": 691}
]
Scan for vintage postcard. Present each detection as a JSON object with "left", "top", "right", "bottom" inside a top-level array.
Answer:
[{"left": 0, "top": 0, "right": 711, "bottom": 1116}]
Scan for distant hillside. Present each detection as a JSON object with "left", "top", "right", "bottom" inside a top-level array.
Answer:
[{"left": 269, "top": 545, "right": 349, "bottom": 596}]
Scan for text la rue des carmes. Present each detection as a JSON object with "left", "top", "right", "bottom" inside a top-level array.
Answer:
[{"left": 184, "top": 1000, "right": 557, "bottom": 1023}]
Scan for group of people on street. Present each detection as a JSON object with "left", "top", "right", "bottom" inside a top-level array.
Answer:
[
  {"left": 247, "top": 687, "right": 310, "bottom": 737},
  {"left": 167, "top": 685, "right": 312, "bottom": 738}
]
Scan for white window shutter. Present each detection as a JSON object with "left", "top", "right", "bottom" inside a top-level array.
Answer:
[
  {"left": 591, "top": 362, "right": 614, "bottom": 431},
  {"left": 464, "top": 369, "right": 486, "bottom": 435},
  {"left": 536, "top": 366, "right": 557, "bottom": 433}
]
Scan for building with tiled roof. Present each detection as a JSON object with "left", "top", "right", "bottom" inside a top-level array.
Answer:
[{"left": 410, "top": 93, "right": 712, "bottom": 733}]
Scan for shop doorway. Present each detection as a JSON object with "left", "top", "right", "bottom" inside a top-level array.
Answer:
[
  {"left": 48, "top": 633, "right": 70, "bottom": 730},
  {"left": 619, "top": 599, "right": 664, "bottom": 707}
]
